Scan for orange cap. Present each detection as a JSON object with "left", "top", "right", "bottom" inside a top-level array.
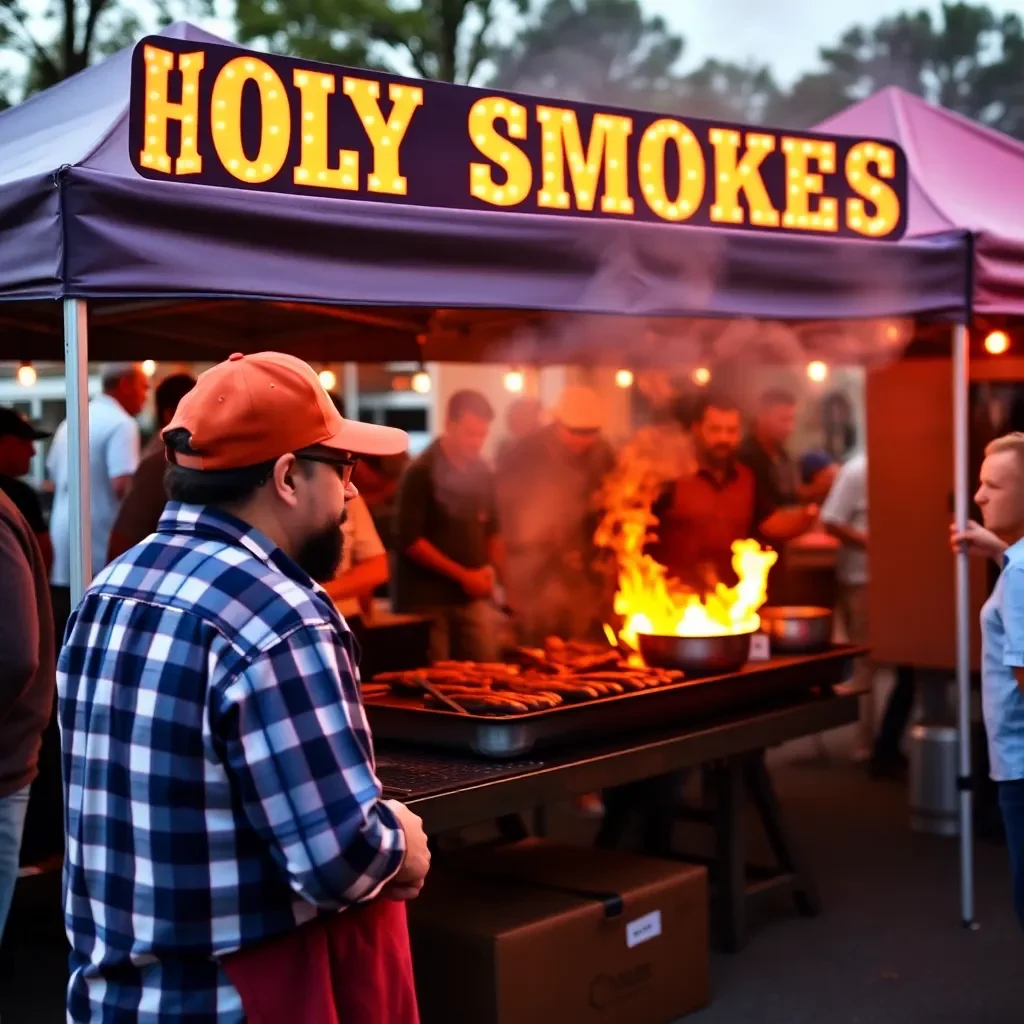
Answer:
[{"left": 163, "top": 352, "right": 408, "bottom": 470}]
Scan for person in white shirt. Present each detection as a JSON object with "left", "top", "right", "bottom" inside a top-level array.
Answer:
[
  {"left": 820, "top": 452, "right": 873, "bottom": 759},
  {"left": 320, "top": 394, "right": 390, "bottom": 629},
  {"left": 48, "top": 364, "right": 148, "bottom": 611}
]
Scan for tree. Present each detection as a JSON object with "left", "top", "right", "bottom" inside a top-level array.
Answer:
[
  {"left": 0, "top": 0, "right": 214, "bottom": 98},
  {"left": 676, "top": 58, "right": 782, "bottom": 124},
  {"left": 776, "top": 3, "right": 1024, "bottom": 137},
  {"left": 234, "top": 0, "right": 529, "bottom": 84},
  {"left": 488, "top": 0, "right": 686, "bottom": 110}
]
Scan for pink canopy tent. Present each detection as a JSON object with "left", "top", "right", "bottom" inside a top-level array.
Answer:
[{"left": 818, "top": 86, "right": 1024, "bottom": 317}]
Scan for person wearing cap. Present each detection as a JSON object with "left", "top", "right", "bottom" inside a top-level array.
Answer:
[
  {"left": 799, "top": 449, "right": 839, "bottom": 504},
  {"left": 47, "top": 362, "right": 149, "bottom": 629},
  {"left": 392, "top": 389, "right": 504, "bottom": 662},
  {"left": 498, "top": 385, "right": 616, "bottom": 645},
  {"left": 57, "top": 352, "right": 430, "bottom": 1023},
  {"left": 106, "top": 373, "right": 197, "bottom": 562},
  {"left": 0, "top": 406, "right": 52, "bottom": 574}
]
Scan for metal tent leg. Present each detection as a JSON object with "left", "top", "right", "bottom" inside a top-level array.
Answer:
[
  {"left": 64, "top": 299, "right": 91, "bottom": 605},
  {"left": 952, "top": 321, "right": 975, "bottom": 928}
]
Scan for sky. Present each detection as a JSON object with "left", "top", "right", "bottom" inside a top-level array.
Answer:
[{"left": 643, "top": 0, "right": 1024, "bottom": 85}]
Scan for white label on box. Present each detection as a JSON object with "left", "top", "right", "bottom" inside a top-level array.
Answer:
[
  {"left": 625, "top": 910, "right": 662, "bottom": 949},
  {"left": 749, "top": 633, "right": 771, "bottom": 662}
]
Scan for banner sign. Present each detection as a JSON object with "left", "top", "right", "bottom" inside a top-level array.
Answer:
[{"left": 129, "top": 38, "right": 908, "bottom": 240}]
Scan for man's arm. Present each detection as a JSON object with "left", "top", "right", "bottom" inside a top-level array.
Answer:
[
  {"left": 758, "top": 506, "right": 816, "bottom": 541},
  {"left": 395, "top": 461, "right": 470, "bottom": 585},
  {"left": 0, "top": 519, "right": 40, "bottom": 723},
  {"left": 106, "top": 419, "right": 141, "bottom": 504},
  {"left": 1001, "top": 565, "right": 1024, "bottom": 698},
  {"left": 324, "top": 555, "right": 389, "bottom": 605},
  {"left": 820, "top": 460, "right": 866, "bottom": 548},
  {"left": 213, "top": 624, "right": 409, "bottom": 909}
]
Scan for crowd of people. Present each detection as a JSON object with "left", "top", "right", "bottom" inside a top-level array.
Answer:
[{"left": 0, "top": 353, "right": 1022, "bottom": 1020}]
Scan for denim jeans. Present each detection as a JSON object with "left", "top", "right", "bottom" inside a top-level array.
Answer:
[
  {"left": 0, "top": 785, "right": 31, "bottom": 941},
  {"left": 997, "top": 779, "right": 1024, "bottom": 930}
]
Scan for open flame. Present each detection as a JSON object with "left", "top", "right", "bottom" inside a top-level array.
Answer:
[{"left": 593, "top": 423, "right": 777, "bottom": 651}]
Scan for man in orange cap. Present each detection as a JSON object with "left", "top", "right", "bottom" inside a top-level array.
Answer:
[{"left": 57, "top": 352, "right": 430, "bottom": 1023}]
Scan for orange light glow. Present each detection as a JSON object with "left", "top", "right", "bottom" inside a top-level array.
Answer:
[
  {"left": 615, "top": 369, "right": 634, "bottom": 388},
  {"left": 503, "top": 370, "right": 525, "bottom": 393},
  {"left": 411, "top": 370, "right": 431, "bottom": 394},
  {"left": 807, "top": 360, "right": 828, "bottom": 382},
  {"left": 692, "top": 366, "right": 711, "bottom": 386},
  {"left": 985, "top": 331, "right": 1010, "bottom": 355}
]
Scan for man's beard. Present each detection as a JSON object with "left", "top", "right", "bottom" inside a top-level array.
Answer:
[
  {"left": 296, "top": 512, "right": 347, "bottom": 582},
  {"left": 702, "top": 444, "right": 736, "bottom": 470}
]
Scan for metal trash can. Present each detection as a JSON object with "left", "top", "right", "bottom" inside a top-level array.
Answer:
[{"left": 909, "top": 721, "right": 960, "bottom": 836}]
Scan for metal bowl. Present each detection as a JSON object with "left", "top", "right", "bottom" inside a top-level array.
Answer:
[
  {"left": 637, "top": 631, "right": 753, "bottom": 676},
  {"left": 758, "top": 606, "right": 833, "bottom": 653}
]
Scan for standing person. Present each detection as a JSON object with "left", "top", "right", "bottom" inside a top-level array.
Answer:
[
  {"left": 0, "top": 407, "right": 52, "bottom": 573},
  {"left": 820, "top": 452, "right": 877, "bottom": 762},
  {"left": 499, "top": 386, "right": 616, "bottom": 644},
  {"left": 321, "top": 395, "right": 390, "bottom": 632},
  {"left": 106, "top": 372, "right": 197, "bottom": 561},
  {"left": 952, "top": 431, "right": 1024, "bottom": 930},
  {"left": 0, "top": 488, "right": 54, "bottom": 942},
  {"left": 392, "top": 390, "right": 503, "bottom": 662},
  {"left": 738, "top": 388, "right": 820, "bottom": 602},
  {"left": 58, "top": 352, "right": 429, "bottom": 1022},
  {"left": 48, "top": 363, "right": 148, "bottom": 628},
  {"left": 496, "top": 396, "right": 543, "bottom": 468}
]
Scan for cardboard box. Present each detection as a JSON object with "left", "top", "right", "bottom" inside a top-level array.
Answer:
[{"left": 408, "top": 840, "right": 709, "bottom": 1024}]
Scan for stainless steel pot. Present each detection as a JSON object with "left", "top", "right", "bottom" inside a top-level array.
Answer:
[
  {"left": 758, "top": 606, "right": 833, "bottom": 653},
  {"left": 637, "top": 631, "right": 753, "bottom": 676}
]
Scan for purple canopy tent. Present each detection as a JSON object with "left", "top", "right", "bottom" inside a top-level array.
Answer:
[
  {"left": 0, "top": 30, "right": 975, "bottom": 909},
  {"left": 818, "top": 87, "right": 1024, "bottom": 929}
]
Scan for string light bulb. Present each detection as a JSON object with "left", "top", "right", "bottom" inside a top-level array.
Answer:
[
  {"left": 503, "top": 370, "right": 525, "bottom": 393},
  {"left": 142, "top": 360, "right": 157, "bottom": 377},
  {"left": 807, "top": 360, "right": 829, "bottom": 383},
  {"left": 16, "top": 362, "right": 36, "bottom": 387},
  {"left": 318, "top": 368, "right": 337, "bottom": 390},
  {"left": 615, "top": 369, "right": 634, "bottom": 389},
  {"left": 411, "top": 370, "right": 431, "bottom": 395},
  {"left": 692, "top": 366, "right": 711, "bottom": 387},
  {"left": 984, "top": 330, "right": 1010, "bottom": 356}
]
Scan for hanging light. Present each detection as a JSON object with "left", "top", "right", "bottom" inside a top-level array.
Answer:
[
  {"left": 141, "top": 359, "right": 157, "bottom": 377},
  {"left": 984, "top": 330, "right": 1010, "bottom": 355},
  {"left": 807, "top": 360, "right": 829, "bottom": 383},
  {"left": 614, "top": 368, "right": 634, "bottom": 389},
  {"left": 692, "top": 366, "right": 711, "bottom": 387},
  {"left": 16, "top": 362, "right": 36, "bottom": 387},
  {"left": 411, "top": 370, "right": 432, "bottom": 394},
  {"left": 318, "top": 368, "right": 338, "bottom": 391},
  {"left": 503, "top": 370, "right": 525, "bottom": 393}
]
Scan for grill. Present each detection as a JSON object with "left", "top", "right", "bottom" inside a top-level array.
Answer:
[{"left": 375, "top": 750, "right": 543, "bottom": 798}]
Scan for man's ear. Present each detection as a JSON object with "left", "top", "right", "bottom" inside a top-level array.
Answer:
[{"left": 271, "top": 454, "right": 301, "bottom": 508}]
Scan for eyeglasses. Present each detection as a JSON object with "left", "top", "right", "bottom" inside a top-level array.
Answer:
[{"left": 296, "top": 452, "right": 359, "bottom": 486}]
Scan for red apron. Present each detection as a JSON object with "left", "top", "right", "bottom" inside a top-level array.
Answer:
[{"left": 221, "top": 898, "right": 419, "bottom": 1024}]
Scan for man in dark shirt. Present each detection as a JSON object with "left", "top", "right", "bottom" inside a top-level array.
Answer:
[
  {"left": 107, "top": 373, "right": 196, "bottom": 562},
  {"left": 737, "top": 388, "right": 820, "bottom": 602},
  {"left": 0, "top": 406, "right": 52, "bottom": 574},
  {"left": 392, "top": 390, "right": 503, "bottom": 662}
]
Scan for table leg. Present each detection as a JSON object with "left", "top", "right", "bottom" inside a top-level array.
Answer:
[
  {"left": 743, "top": 753, "right": 820, "bottom": 917},
  {"left": 714, "top": 759, "right": 746, "bottom": 953}
]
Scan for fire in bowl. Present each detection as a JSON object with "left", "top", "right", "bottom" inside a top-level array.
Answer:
[
  {"left": 758, "top": 606, "right": 833, "bottom": 653},
  {"left": 637, "top": 630, "right": 753, "bottom": 676}
]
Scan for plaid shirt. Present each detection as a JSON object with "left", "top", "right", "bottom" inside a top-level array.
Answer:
[{"left": 58, "top": 503, "right": 406, "bottom": 1023}]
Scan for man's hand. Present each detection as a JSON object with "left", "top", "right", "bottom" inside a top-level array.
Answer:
[
  {"left": 951, "top": 521, "right": 1007, "bottom": 563},
  {"left": 384, "top": 799, "right": 431, "bottom": 890},
  {"left": 460, "top": 566, "right": 496, "bottom": 600}
]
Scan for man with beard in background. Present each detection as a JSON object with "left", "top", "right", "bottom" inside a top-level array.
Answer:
[
  {"left": 58, "top": 353, "right": 429, "bottom": 1022},
  {"left": 651, "top": 393, "right": 814, "bottom": 592},
  {"left": 499, "top": 385, "right": 616, "bottom": 645},
  {"left": 953, "top": 432, "right": 1024, "bottom": 930}
]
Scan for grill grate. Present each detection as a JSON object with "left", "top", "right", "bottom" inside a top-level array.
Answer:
[{"left": 375, "top": 750, "right": 542, "bottom": 798}]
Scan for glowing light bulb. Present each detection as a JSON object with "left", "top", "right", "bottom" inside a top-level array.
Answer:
[
  {"left": 318, "top": 369, "right": 337, "bottom": 391},
  {"left": 411, "top": 371, "right": 431, "bottom": 395},
  {"left": 807, "top": 360, "right": 829, "bottom": 383},
  {"left": 503, "top": 370, "right": 525, "bottom": 393},
  {"left": 16, "top": 362, "right": 36, "bottom": 387},
  {"left": 985, "top": 330, "right": 1010, "bottom": 355},
  {"left": 615, "top": 369, "right": 634, "bottom": 389},
  {"left": 141, "top": 360, "right": 157, "bottom": 377},
  {"left": 692, "top": 366, "right": 711, "bottom": 387}
]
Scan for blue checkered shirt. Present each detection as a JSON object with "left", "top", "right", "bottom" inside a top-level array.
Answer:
[{"left": 58, "top": 503, "right": 406, "bottom": 1023}]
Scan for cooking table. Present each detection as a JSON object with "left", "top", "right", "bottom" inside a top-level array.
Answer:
[{"left": 377, "top": 687, "right": 859, "bottom": 952}]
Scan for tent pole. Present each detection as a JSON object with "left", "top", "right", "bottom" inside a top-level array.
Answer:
[
  {"left": 64, "top": 298, "right": 92, "bottom": 605},
  {"left": 952, "top": 321, "right": 975, "bottom": 928}
]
